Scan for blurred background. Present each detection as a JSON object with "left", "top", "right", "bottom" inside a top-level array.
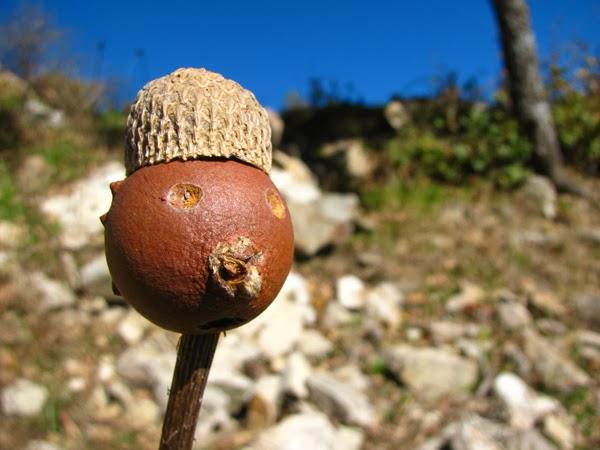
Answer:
[{"left": 0, "top": 0, "right": 599, "bottom": 449}]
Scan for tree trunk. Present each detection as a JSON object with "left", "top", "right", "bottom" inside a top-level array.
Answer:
[{"left": 490, "top": 0, "right": 590, "bottom": 197}]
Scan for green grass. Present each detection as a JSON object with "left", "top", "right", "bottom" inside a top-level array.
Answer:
[{"left": 0, "top": 161, "right": 26, "bottom": 221}]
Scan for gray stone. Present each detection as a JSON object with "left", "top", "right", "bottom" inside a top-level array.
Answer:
[
  {"left": 384, "top": 99, "right": 410, "bottom": 130},
  {"left": 271, "top": 152, "right": 321, "bottom": 204},
  {"left": 493, "top": 372, "right": 559, "bottom": 429},
  {"left": 208, "top": 367, "right": 253, "bottom": 414},
  {"left": 333, "top": 365, "right": 370, "bottom": 393},
  {"left": 126, "top": 397, "right": 160, "bottom": 429},
  {"left": 429, "top": 321, "right": 475, "bottom": 344},
  {"left": 526, "top": 288, "right": 566, "bottom": 317},
  {"left": 365, "top": 282, "right": 403, "bottom": 328},
  {"left": 446, "top": 282, "right": 485, "bottom": 312},
  {"left": 543, "top": 413, "right": 576, "bottom": 450},
  {"left": 1, "top": 378, "right": 48, "bottom": 417},
  {"left": 282, "top": 352, "right": 312, "bottom": 398},
  {"left": 116, "top": 333, "right": 176, "bottom": 411},
  {"left": 333, "top": 426, "right": 364, "bottom": 450},
  {"left": 245, "top": 411, "right": 337, "bottom": 450},
  {"left": 40, "top": 162, "right": 126, "bottom": 249},
  {"left": 23, "top": 440, "right": 64, "bottom": 450},
  {"left": 246, "top": 374, "right": 283, "bottom": 426},
  {"left": 523, "top": 175, "right": 557, "bottom": 219},
  {"left": 117, "top": 308, "right": 151, "bottom": 344},
  {"left": 16, "top": 154, "right": 52, "bottom": 193},
  {"left": 27, "top": 271, "right": 76, "bottom": 312},
  {"left": 448, "top": 415, "right": 558, "bottom": 450},
  {"left": 384, "top": 345, "right": 478, "bottom": 401},
  {"left": 0, "top": 221, "right": 26, "bottom": 249},
  {"left": 322, "top": 301, "right": 355, "bottom": 329},
  {"left": 321, "top": 139, "right": 374, "bottom": 179},
  {"left": 79, "top": 253, "right": 112, "bottom": 298},
  {"left": 267, "top": 108, "right": 284, "bottom": 148},
  {"left": 576, "top": 330, "right": 600, "bottom": 348},
  {"left": 497, "top": 302, "right": 532, "bottom": 330},
  {"left": 24, "top": 98, "right": 65, "bottom": 128},
  {"left": 336, "top": 274, "right": 367, "bottom": 310},
  {"left": 193, "top": 385, "right": 237, "bottom": 447},
  {"left": 578, "top": 228, "right": 600, "bottom": 245},
  {"left": 307, "top": 372, "right": 375, "bottom": 427},
  {"left": 298, "top": 329, "right": 333, "bottom": 359},
  {"left": 523, "top": 329, "right": 590, "bottom": 391},
  {"left": 574, "top": 293, "right": 600, "bottom": 329},
  {"left": 288, "top": 193, "right": 359, "bottom": 256}
]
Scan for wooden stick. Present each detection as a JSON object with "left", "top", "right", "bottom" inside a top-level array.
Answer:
[{"left": 159, "top": 332, "right": 220, "bottom": 450}]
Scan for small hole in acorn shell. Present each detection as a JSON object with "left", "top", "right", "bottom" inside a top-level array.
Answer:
[
  {"left": 266, "top": 189, "right": 285, "bottom": 219},
  {"left": 168, "top": 184, "right": 202, "bottom": 209}
]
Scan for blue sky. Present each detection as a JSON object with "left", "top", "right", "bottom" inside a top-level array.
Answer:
[{"left": 1, "top": 1, "right": 599, "bottom": 109}]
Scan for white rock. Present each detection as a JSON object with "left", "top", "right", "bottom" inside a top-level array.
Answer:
[
  {"left": 208, "top": 368, "right": 254, "bottom": 414},
  {"left": 405, "top": 327, "right": 423, "bottom": 342},
  {"left": 79, "top": 253, "right": 112, "bottom": 296},
  {"left": 283, "top": 352, "right": 312, "bottom": 398},
  {"left": 289, "top": 193, "right": 359, "bottom": 256},
  {"left": 277, "top": 271, "right": 315, "bottom": 325},
  {"left": 267, "top": 109, "right": 285, "bottom": 148},
  {"left": 246, "top": 374, "right": 283, "bottom": 425},
  {"left": 307, "top": 372, "right": 376, "bottom": 427},
  {"left": 497, "top": 302, "right": 532, "bottom": 330},
  {"left": 27, "top": 271, "right": 76, "bottom": 312},
  {"left": 251, "top": 293, "right": 304, "bottom": 360},
  {"left": 333, "top": 426, "right": 364, "bottom": 450},
  {"left": 118, "top": 309, "right": 150, "bottom": 344},
  {"left": 298, "top": 329, "right": 333, "bottom": 359},
  {"left": 271, "top": 152, "right": 321, "bottom": 204},
  {"left": 429, "top": 321, "right": 470, "bottom": 344},
  {"left": 97, "top": 355, "right": 116, "bottom": 383},
  {"left": 106, "top": 380, "right": 134, "bottom": 405},
  {"left": 193, "top": 386, "right": 237, "bottom": 446},
  {"left": 40, "top": 162, "right": 125, "bottom": 249},
  {"left": 322, "top": 301, "right": 355, "bottom": 329},
  {"left": 212, "top": 333, "right": 261, "bottom": 374},
  {"left": 246, "top": 411, "right": 337, "bottom": 450},
  {"left": 116, "top": 334, "right": 176, "bottom": 412},
  {"left": 523, "top": 329, "right": 591, "bottom": 391},
  {"left": 67, "top": 377, "right": 86, "bottom": 393},
  {"left": 23, "top": 440, "right": 64, "bottom": 450},
  {"left": 333, "top": 365, "right": 370, "bottom": 392},
  {"left": 493, "top": 372, "right": 559, "bottom": 429},
  {"left": 384, "top": 346, "right": 478, "bottom": 401},
  {"left": 0, "top": 221, "right": 25, "bottom": 249},
  {"left": 1, "top": 378, "right": 48, "bottom": 417},
  {"left": 60, "top": 252, "right": 81, "bottom": 289},
  {"left": 523, "top": 175, "right": 557, "bottom": 220},
  {"left": 543, "top": 414, "right": 576, "bottom": 450},
  {"left": 446, "top": 282, "right": 485, "bottom": 312},
  {"left": 365, "top": 282, "right": 403, "bottom": 328},
  {"left": 126, "top": 397, "right": 160, "bottom": 429},
  {"left": 336, "top": 275, "right": 367, "bottom": 310},
  {"left": 384, "top": 99, "right": 410, "bottom": 130}
]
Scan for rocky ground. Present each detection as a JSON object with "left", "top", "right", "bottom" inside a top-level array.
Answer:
[{"left": 0, "top": 152, "right": 599, "bottom": 450}]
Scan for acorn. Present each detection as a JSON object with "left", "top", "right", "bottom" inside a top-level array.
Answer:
[{"left": 102, "top": 68, "right": 294, "bottom": 334}]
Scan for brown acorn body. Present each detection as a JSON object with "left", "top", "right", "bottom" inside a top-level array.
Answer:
[{"left": 104, "top": 159, "right": 294, "bottom": 334}]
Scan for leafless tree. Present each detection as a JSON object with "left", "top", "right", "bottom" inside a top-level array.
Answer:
[
  {"left": 0, "top": 3, "right": 61, "bottom": 80},
  {"left": 490, "top": 0, "right": 591, "bottom": 198}
]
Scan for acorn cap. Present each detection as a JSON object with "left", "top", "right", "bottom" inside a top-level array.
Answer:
[{"left": 125, "top": 68, "right": 272, "bottom": 175}]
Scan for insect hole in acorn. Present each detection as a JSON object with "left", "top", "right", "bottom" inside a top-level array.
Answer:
[{"left": 102, "top": 68, "right": 294, "bottom": 334}]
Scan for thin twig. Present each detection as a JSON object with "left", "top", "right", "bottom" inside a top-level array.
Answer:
[{"left": 159, "top": 332, "right": 220, "bottom": 450}]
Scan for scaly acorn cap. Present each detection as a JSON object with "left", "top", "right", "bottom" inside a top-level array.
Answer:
[{"left": 125, "top": 68, "right": 272, "bottom": 175}]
